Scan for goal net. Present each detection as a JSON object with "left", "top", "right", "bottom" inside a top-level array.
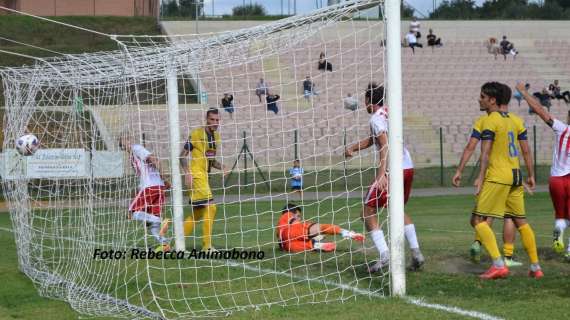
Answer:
[{"left": 0, "top": 1, "right": 398, "bottom": 318}]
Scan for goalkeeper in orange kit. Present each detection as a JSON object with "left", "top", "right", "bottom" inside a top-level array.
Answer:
[{"left": 276, "top": 203, "right": 364, "bottom": 252}]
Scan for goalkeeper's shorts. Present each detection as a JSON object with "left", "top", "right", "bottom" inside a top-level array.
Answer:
[
  {"left": 129, "top": 185, "right": 166, "bottom": 217},
  {"left": 278, "top": 222, "right": 314, "bottom": 252},
  {"left": 189, "top": 175, "right": 213, "bottom": 207},
  {"left": 365, "top": 168, "right": 414, "bottom": 209}
]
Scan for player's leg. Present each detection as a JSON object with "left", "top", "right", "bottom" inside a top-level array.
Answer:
[
  {"left": 502, "top": 218, "right": 522, "bottom": 267},
  {"left": 201, "top": 203, "right": 217, "bottom": 250},
  {"left": 550, "top": 175, "right": 568, "bottom": 253},
  {"left": 401, "top": 169, "right": 424, "bottom": 270},
  {"left": 472, "top": 182, "right": 509, "bottom": 279},
  {"left": 507, "top": 186, "right": 543, "bottom": 278},
  {"left": 363, "top": 186, "right": 389, "bottom": 272}
]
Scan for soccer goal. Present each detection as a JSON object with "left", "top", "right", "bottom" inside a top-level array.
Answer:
[{"left": 0, "top": 0, "right": 405, "bottom": 318}]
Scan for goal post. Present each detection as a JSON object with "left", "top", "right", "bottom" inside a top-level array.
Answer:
[{"left": 385, "top": 0, "right": 406, "bottom": 296}]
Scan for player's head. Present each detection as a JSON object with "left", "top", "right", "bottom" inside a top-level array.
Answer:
[
  {"left": 282, "top": 203, "right": 302, "bottom": 221},
  {"left": 365, "top": 82, "right": 384, "bottom": 114},
  {"left": 479, "top": 82, "right": 501, "bottom": 111},
  {"left": 293, "top": 159, "right": 300, "bottom": 167},
  {"left": 498, "top": 83, "right": 512, "bottom": 106},
  {"left": 205, "top": 108, "right": 220, "bottom": 132}
]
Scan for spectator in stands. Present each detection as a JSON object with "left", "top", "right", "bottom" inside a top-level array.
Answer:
[
  {"left": 549, "top": 80, "right": 570, "bottom": 104},
  {"left": 532, "top": 87, "right": 552, "bottom": 113},
  {"left": 513, "top": 83, "right": 530, "bottom": 107},
  {"left": 426, "top": 29, "right": 442, "bottom": 50},
  {"left": 410, "top": 17, "right": 421, "bottom": 39},
  {"left": 255, "top": 78, "right": 268, "bottom": 103},
  {"left": 486, "top": 37, "right": 500, "bottom": 59},
  {"left": 318, "top": 52, "right": 333, "bottom": 72},
  {"left": 343, "top": 93, "right": 358, "bottom": 111},
  {"left": 266, "top": 92, "right": 280, "bottom": 114},
  {"left": 220, "top": 93, "right": 234, "bottom": 119},
  {"left": 303, "top": 76, "right": 318, "bottom": 103},
  {"left": 500, "top": 36, "right": 512, "bottom": 60},
  {"left": 405, "top": 30, "right": 422, "bottom": 54}
]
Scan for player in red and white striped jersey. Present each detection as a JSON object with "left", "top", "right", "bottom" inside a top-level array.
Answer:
[
  {"left": 120, "top": 134, "right": 171, "bottom": 251},
  {"left": 345, "top": 82, "right": 424, "bottom": 273},
  {"left": 517, "top": 82, "right": 570, "bottom": 261}
]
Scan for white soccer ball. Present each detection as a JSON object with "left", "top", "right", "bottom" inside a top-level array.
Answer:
[{"left": 15, "top": 134, "right": 39, "bottom": 156}]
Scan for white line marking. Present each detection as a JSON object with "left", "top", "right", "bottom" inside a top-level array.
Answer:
[{"left": 226, "top": 260, "right": 504, "bottom": 320}]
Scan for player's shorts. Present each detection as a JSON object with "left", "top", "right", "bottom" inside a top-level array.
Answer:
[
  {"left": 549, "top": 174, "right": 570, "bottom": 220},
  {"left": 473, "top": 181, "right": 525, "bottom": 219},
  {"left": 189, "top": 174, "right": 213, "bottom": 207},
  {"left": 129, "top": 185, "right": 166, "bottom": 217},
  {"left": 365, "top": 168, "right": 414, "bottom": 209},
  {"left": 291, "top": 185, "right": 302, "bottom": 191},
  {"left": 278, "top": 222, "right": 314, "bottom": 252}
]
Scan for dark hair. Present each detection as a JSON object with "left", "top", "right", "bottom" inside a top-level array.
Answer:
[
  {"left": 294, "top": 159, "right": 300, "bottom": 162},
  {"left": 206, "top": 108, "right": 219, "bottom": 118},
  {"left": 365, "top": 82, "right": 384, "bottom": 106},
  {"left": 481, "top": 82, "right": 502, "bottom": 104},
  {"left": 498, "top": 83, "right": 512, "bottom": 106},
  {"left": 282, "top": 203, "right": 301, "bottom": 214}
]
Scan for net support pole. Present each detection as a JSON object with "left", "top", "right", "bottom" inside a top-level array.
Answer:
[
  {"left": 167, "top": 66, "right": 186, "bottom": 252},
  {"left": 386, "top": 0, "right": 406, "bottom": 296}
]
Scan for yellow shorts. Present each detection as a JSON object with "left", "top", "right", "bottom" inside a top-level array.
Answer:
[
  {"left": 189, "top": 175, "right": 213, "bottom": 206},
  {"left": 473, "top": 181, "right": 525, "bottom": 219}
]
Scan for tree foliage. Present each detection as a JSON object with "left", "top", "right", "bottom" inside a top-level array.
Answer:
[
  {"left": 430, "top": 0, "right": 570, "bottom": 19},
  {"left": 161, "top": 0, "right": 204, "bottom": 18},
  {"left": 232, "top": 3, "right": 267, "bottom": 17}
]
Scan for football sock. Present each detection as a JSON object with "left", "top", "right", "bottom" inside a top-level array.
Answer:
[
  {"left": 475, "top": 223, "right": 501, "bottom": 261},
  {"left": 530, "top": 263, "right": 541, "bottom": 272},
  {"left": 202, "top": 204, "right": 217, "bottom": 249},
  {"left": 519, "top": 224, "right": 539, "bottom": 264},
  {"left": 320, "top": 224, "right": 342, "bottom": 235},
  {"left": 555, "top": 219, "right": 568, "bottom": 235},
  {"left": 149, "top": 222, "right": 163, "bottom": 243},
  {"left": 370, "top": 229, "right": 389, "bottom": 259},
  {"left": 404, "top": 224, "right": 420, "bottom": 250},
  {"left": 503, "top": 242, "right": 514, "bottom": 258},
  {"left": 183, "top": 206, "right": 205, "bottom": 236}
]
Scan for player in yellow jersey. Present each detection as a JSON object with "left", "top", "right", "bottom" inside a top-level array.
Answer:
[
  {"left": 472, "top": 82, "right": 543, "bottom": 279},
  {"left": 179, "top": 108, "right": 228, "bottom": 250},
  {"left": 453, "top": 84, "right": 521, "bottom": 267}
]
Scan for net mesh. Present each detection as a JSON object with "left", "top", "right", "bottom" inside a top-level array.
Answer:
[{"left": 1, "top": 1, "right": 392, "bottom": 318}]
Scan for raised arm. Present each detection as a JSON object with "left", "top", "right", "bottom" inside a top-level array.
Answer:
[{"left": 517, "top": 82, "right": 553, "bottom": 125}]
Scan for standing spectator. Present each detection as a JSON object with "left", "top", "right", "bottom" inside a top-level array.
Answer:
[
  {"left": 220, "top": 93, "right": 234, "bottom": 119},
  {"left": 303, "top": 76, "right": 318, "bottom": 103},
  {"left": 500, "top": 36, "right": 511, "bottom": 60},
  {"left": 409, "top": 17, "right": 421, "bottom": 39},
  {"left": 343, "top": 93, "right": 358, "bottom": 111},
  {"left": 426, "top": 29, "right": 442, "bottom": 50},
  {"left": 317, "top": 52, "right": 333, "bottom": 72},
  {"left": 549, "top": 80, "right": 570, "bottom": 104},
  {"left": 405, "top": 30, "right": 422, "bottom": 54},
  {"left": 266, "top": 93, "right": 280, "bottom": 114},
  {"left": 289, "top": 159, "right": 304, "bottom": 197},
  {"left": 513, "top": 83, "right": 530, "bottom": 107},
  {"left": 255, "top": 78, "right": 268, "bottom": 103},
  {"left": 533, "top": 88, "right": 552, "bottom": 112}
]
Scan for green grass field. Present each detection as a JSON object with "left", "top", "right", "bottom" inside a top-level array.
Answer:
[{"left": 1, "top": 192, "right": 570, "bottom": 319}]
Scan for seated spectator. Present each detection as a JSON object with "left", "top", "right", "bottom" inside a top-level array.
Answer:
[
  {"left": 532, "top": 88, "right": 552, "bottom": 113},
  {"left": 220, "top": 93, "right": 234, "bottom": 119},
  {"left": 426, "top": 29, "right": 442, "bottom": 49},
  {"left": 343, "top": 93, "right": 358, "bottom": 111},
  {"left": 266, "top": 93, "right": 280, "bottom": 114},
  {"left": 548, "top": 80, "right": 570, "bottom": 104},
  {"left": 499, "top": 35, "right": 515, "bottom": 60},
  {"left": 486, "top": 37, "right": 500, "bottom": 59},
  {"left": 513, "top": 83, "right": 530, "bottom": 107},
  {"left": 303, "top": 76, "right": 318, "bottom": 102},
  {"left": 405, "top": 30, "right": 422, "bottom": 54},
  {"left": 255, "top": 78, "right": 268, "bottom": 103},
  {"left": 410, "top": 17, "right": 421, "bottom": 39},
  {"left": 317, "top": 52, "right": 333, "bottom": 72}
]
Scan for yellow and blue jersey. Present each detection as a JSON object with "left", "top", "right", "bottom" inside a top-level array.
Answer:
[
  {"left": 470, "top": 114, "right": 488, "bottom": 140},
  {"left": 480, "top": 111, "right": 527, "bottom": 186},
  {"left": 185, "top": 128, "right": 221, "bottom": 178}
]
